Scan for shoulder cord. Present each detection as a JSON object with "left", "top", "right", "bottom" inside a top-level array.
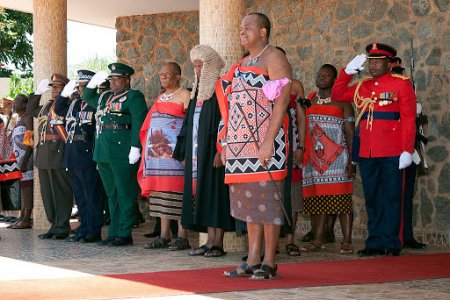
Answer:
[
  {"left": 65, "top": 99, "right": 78, "bottom": 140},
  {"left": 37, "top": 103, "right": 50, "bottom": 142},
  {"left": 354, "top": 80, "right": 375, "bottom": 130}
]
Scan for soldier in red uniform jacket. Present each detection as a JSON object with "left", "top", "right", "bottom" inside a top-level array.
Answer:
[{"left": 331, "top": 43, "right": 416, "bottom": 257}]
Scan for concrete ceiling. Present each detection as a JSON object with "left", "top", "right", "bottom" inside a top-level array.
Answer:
[{"left": 0, "top": 0, "right": 199, "bottom": 28}]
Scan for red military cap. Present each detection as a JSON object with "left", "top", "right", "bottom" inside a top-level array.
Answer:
[{"left": 365, "top": 43, "right": 397, "bottom": 59}]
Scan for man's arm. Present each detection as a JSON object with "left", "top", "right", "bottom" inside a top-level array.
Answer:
[
  {"left": 331, "top": 69, "right": 357, "bottom": 103},
  {"left": 260, "top": 50, "right": 292, "bottom": 165},
  {"left": 25, "top": 93, "right": 42, "bottom": 118},
  {"left": 128, "top": 91, "right": 149, "bottom": 148},
  {"left": 399, "top": 79, "right": 417, "bottom": 154},
  {"left": 53, "top": 95, "right": 70, "bottom": 117},
  {"left": 82, "top": 87, "right": 101, "bottom": 109}
]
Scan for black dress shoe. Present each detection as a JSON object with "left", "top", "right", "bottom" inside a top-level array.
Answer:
[
  {"left": 357, "top": 247, "right": 385, "bottom": 257},
  {"left": 54, "top": 233, "right": 69, "bottom": 240},
  {"left": 403, "top": 239, "right": 426, "bottom": 249},
  {"left": 66, "top": 235, "right": 85, "bottom": 242},
  {"left": 109, "top": 236, "right": 133, "bottom": 246},
  {"left": 38, "top": 232, "right": 55, "bottom": 239},
  {"left": 97, "top": 236, "right": 117, "bottom": 246},
  {"left": 386, "top": 248, "right": 401, "bottom": 256},
  {"left": 143, "top": 231, "right": 160, "bottom": 238},
  {"left": 82, "top": 234, "right": 102, "bottom": 243}
]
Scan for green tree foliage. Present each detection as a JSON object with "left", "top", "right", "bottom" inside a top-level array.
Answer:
[
  {"left": 68, "top": 53, "right": 116, "bottom": 79},
  {"left": 5, "top": 71, "right": 34, "bottom": 99},
  {"left": 0, "top": 8, "right": 33, "bottom": 77}
]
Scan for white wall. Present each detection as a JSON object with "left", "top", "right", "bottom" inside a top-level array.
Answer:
[{"left": 0, "top": 78, "right": 10, "bottom": 98}]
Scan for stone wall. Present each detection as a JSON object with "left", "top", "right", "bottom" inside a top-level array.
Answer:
[
  {"left": 115, "top": 11, "right": 199, "bottom": 105},
  {"left": 246, "top": 0, "right": 450, "bottom": 246},
  {"left": 116, "top": 1, "right": 449, "bottom": 246}
]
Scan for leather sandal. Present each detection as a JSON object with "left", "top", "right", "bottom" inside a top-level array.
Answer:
[
  {"left": 340, "top": 242, "right": 353, "bottom": 254},
  {"left": 168, "top": 237, "right": 191, "bottom": 251},
  {"left": 189, "top": 245, "right": 210, "bottom": 256},
  {"left": 286, "top": 243, "right": 301, "bottom": 256},
  {"left": 300, "top": 240, "right": 325, "bottom": 252},
  {"left": 224, "top": 263, "right": 261, "bottom": 277},
  {"left": 249, "top": 264, "right": 278, "bottom": 280},
  {"left": 204, "top": 245, "right": 226, "bottom": 258},
  {"left": 144, "top": 236, "right": 170, "bottom": 249}
]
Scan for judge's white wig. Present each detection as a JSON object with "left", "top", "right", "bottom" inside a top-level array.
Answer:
[{"left": 190, "top": 45, "right": 225, "bottom": 101}]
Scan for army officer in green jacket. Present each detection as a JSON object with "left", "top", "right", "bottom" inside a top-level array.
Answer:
[{"left": 83, "top": 63, "right": 148, "bottom": 246}]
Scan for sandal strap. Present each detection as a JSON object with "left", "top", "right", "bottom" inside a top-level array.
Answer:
[
  {"left": 169, "top": 237, "right": 191, "bottom": 250},
  {"left": 145, "top": 236, "right": 169, "bottom": 249}
]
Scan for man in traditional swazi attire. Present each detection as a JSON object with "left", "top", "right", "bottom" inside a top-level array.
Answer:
[
  {"left": 54, "top": 70, "right": 105, "bottom": 243},
  {"left": 138, "top": 62, "right": 191, "bottom": 251},
  {"left": 83, "top": 63, "right": 148, "bottom": 246},
  {"left": 26, "top": 74, "right": 74, "bottom": 239},
  {"left": 331, "top": 43, "right": 416, "bottom": 257},
  {"left": 219, "top": 13, "right": 292, "bottom": 280}
]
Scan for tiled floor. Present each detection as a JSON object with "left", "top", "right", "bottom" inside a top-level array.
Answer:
[{"left": 1, "top": 219, "right": 449, "bottom": 299}]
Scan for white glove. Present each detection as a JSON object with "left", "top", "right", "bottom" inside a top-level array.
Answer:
[
  {"left": 416, "top": 103, "right": 422, "bottom": 114},
  {"left": 412, "top": 150, "right": 421, "bottom": 165},
  {"left": 61, "top": 80, "right": 77, "bottom": 98},
  {"left": 399, "top": 151, "right": 413, "bottom": 169},
  {"left": 35, "top": 79, "right": 50, "bottom": 95},
  {"left": 345, "top": 54, "right": 367, "bottom": 75},
  {"left": 86, "top": 71, "right": 108, "bottom": 89},
  {"left": 128, "top": 146, "right": 141, "bottom": 164}
]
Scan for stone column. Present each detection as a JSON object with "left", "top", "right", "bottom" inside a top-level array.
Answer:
[
  {"left": 32, "top": 0, "right": 67, "bottom": 230},
  {"left": 198, "top": 0, "right": 246, "bottom": 252},
  {"left": 199, "top": 0, "right": 245, "bottom": 70}
]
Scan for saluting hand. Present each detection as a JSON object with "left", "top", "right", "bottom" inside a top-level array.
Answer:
[
  {"left": 35, "top": 79, "right": 50, "bottom": 95},
  {"left": 345, "top": 54, "right": 366, "bottom": 75},
  {"left": 87, "top": 71, "right": 109, "bottom": 89},
  {"left": 61, "top": 80, "right": 78, "bottom": 98}
]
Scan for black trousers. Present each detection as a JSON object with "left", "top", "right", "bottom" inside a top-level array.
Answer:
[
  {"left": 69, "top": 168, "right": 105, "bottom": 237},
  {"left": 359, "top": 156, "right": 403, "bottom": 250}
]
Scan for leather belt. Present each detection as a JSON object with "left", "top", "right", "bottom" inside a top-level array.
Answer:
[
  {"left": 70, "top": 135, "right": 87, "bottom": 141},
  {"left": 101, "top": 123, "right": 131, "bottom": 130},
  {"left": 41, "top": 134, "right": 61, "bottom": 142},
  {"left": 361, "top": 112, "right": 400, "bottom": 121}
]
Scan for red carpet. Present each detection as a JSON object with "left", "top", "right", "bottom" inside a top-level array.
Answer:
[{"left": 2, "top": 253, "right": 450, "bottom": 299}]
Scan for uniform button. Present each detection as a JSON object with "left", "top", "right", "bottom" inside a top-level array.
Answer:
[
  {"left": 118, "top": 141, "right": 121, "bottom": 144},
  {"left": 57, "top": 150, "right": 60, "bottom": 152},
  {"left": 371, "top": 91, "right": 376, "bottom": 95},
  {"left": 374, "top": 81, "right": 379, "bottom": 86},
  {"left": 86, "top": 149, "right": 89, "bottom": 152}
]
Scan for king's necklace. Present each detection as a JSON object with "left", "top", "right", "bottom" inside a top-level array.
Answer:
[
  {"left": 160, "top": 87, "right": 182, "bottom": 102},
  {"left": 316, "top": 93, "right": 332, "bottom": 105},
  {"left": 247, "top": 43, "right": 270, "bottom": 65}
]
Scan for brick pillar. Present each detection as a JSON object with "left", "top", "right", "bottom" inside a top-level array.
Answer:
[
  {"left": 32, "top": 0, "right": 67, "bottom": 230},
  {"left": 198, "top": 0, "right": 246, "bottom": 252}
]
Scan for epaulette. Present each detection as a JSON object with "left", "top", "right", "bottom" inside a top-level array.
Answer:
[{"left": 391, "top": 73, "right": 410, "bottom": 80}]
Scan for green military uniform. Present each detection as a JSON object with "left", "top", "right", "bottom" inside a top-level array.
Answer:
[{"left": 83, "top": 63, "right": 148, "bottom": 241}]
